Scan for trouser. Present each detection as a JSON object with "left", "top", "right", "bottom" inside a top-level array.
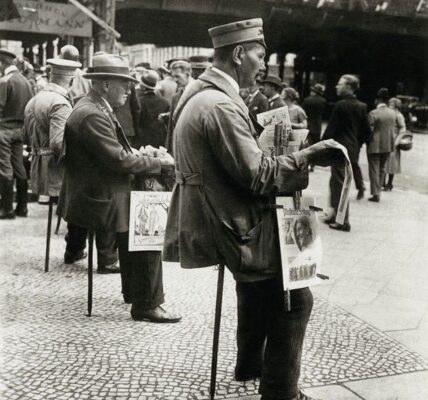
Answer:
[
  {"left": 117, "top": 232, "right": 164, "bottom": 310},
  {"left": 236, "top": 279, "right": 313, "bottom": 399},
  {"left": 351, "top": 161, "right": 365, "bottom": 192},
  {"left": 0, "top": 177, "right": 14, "bottom": 212},
  {"left": 65, "top": 223, "right": 118, "bottom": 267},
  {"left": 367, "top": 153, "right": 390, "bottom": 196},
  {"left": 329, "top": 164, "right": 349, "bottom": 224}
]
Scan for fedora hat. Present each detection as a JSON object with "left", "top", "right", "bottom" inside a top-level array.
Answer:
[
  {"left": 83, "top": 54, "right": 138, "bottom": 83},
  {"left": 0, "top": 49, "right": 16, "bottom": 59},
  {"left": 262, "top": 75, "right": 282, "bottom": 89},
  {"left": 140, "top": 70, "right": 159, "bottom": 90},
  {"left": 311, "top": 83, "right": 325, "bottom": 96},
  {"left": 47, "top": 58, "right": 81, "bottom": 76}
]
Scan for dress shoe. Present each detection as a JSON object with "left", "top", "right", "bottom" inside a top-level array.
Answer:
[
  {"left": 97, "top": 262, "right": 120, "bottom": 274},
  {"left": 64, "top": 250, "right": 87, "bottom": 264},
  {"left": 14, "top": 207, "right": 28, "bottom": 217},
  {"left": 368, "top": 195, "right": 380, "bottom": 202},
  {"left": 322, "top": 216, "right": 336, "bottom": 225},
  {"left": 356, "top": 188, "right": 365, "bottom": 200},
  {"left": 131, "top": 305, "right": 182, "bottom": 323},
  {"left": 329, "top": 222, "right": 351, "bottom": 232},
  {"left": 0, "top": 209, "right": 15, "bottom": 219}
]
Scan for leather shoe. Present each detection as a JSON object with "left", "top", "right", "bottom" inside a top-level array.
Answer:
[
  {"left": 356, "top": 189, "right": 365, "bottom": 200},
  {"left": 368, "top": 195, "right": 380, "bottom": 202},
  {"left": 329, "top": 222, "right": 351, "bottom": 232},
  {"left": 131, "top": 305, "right": 182, "bottom": 323},
  {"left": 322, "top": 216, "right": 336, "bottom": 225},
  {"left": 14, "top": 208, "right": 28, "bottom": 217},
  {"left": 64, "top": 250, "right": 87, "bottom": 264},
  {"left": 97, "top": 262, "right": 120, "bottom": 274},
  {"left": 0, "top": 209, "right": 15, "bottom": 219}
]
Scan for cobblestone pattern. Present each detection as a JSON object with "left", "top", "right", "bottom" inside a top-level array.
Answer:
[{"left": 0, "top": 205, "right": 426, "bottom": 400}]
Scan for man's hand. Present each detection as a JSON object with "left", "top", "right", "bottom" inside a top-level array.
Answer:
[
  {"left": 300, "top": 139, "right": 347, "bottom": 167},
  {"left": 158, "top": 152, "right": 175, "bottom": 168}
]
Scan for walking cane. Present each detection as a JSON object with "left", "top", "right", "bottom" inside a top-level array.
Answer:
[
  {"left": 44, "top": 197, "right": 54, "bottom": 272},
  {"left": 210, "top": 264, "right": 225, "bottom": 400},
  {"left": 87, "top": 231, "right": 94, "bottom": 317}
]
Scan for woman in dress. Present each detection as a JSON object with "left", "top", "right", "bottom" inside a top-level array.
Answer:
[
  {"left": 282, "top": 87, "right": 308, "bottom": 129},
  {"left": 384, "top": 97, "right": 406, "bottom": 191}
]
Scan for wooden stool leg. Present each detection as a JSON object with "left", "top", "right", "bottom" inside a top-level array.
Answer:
[
  {"left": 87, "top": 231, "right": 94, "bottom": 317},
  {"left": 210, "top": 264, "right": 225, "bottom": 400},
  {"left": 44, "top": 199, "right": 54, "bottom": 273}
]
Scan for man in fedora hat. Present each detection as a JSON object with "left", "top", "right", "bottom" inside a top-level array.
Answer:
[
  {"left": 136, "top": 69, "right": 170, "bottom": 149},
  {"left": 58, "top": 53, "right": 180, "bottom": 323},
  {"left": 164, "top": 17, "right": 344, "bottom": 400},
  {"left": 303, "top": 83, "right": 326, "bottom": 149},
  {"left": 263, "top": 75, "right": 286, "bottom": 110},
  {"left": 0, "top": 49, "right": 33, "bottom": 219},
  {"left": 245, "top": 79, "right": 269, "bottom": 119}
]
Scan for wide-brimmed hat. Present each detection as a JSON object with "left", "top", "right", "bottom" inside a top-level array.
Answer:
[
  {"left": 311, "top": 83, "right": 325, "bottom": 96},
  {"left": 47, "top": 58, "right": 81, "bottom": 76},
  {"left": 0, "top": 49, "right": 16, "bottom": 59},
  {"left": 140, "top": 70, "right": 159, "bottom": 90},
  {"left": 262, "top": 75, "right": 282, "bottom": 89},
  {"left": 83, "top": 54, "right": 138, "bottom": 83}
]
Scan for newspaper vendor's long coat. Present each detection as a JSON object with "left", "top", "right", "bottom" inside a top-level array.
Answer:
[{"left": 163, "top": 68, "right": 310, "bottom": 282}]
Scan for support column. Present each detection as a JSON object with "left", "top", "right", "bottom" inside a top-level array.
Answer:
[{"left": 94, "top": 0, "right": 116, "bottom": 54}]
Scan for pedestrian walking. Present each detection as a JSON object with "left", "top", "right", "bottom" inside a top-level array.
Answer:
[
  {"left": 367, "top": 88, "right": 397, "bottom": 202},
  {"left": 164, "top": 17, "right": 344, "bottom": 400},
  {"left": 384, "top": 97, "right": 406, "bottom": 191},
  {"left": 262, "top": 75, "right": 286, "bottom": 110},
  {"left": 323, "top": 74, "right": 372, "bottom": 231},
  {"left": 0, "top": 49, "right": 33, "bottom": 219},
  {"left": 58, "top": 53, "right": 181, "bottom": 322},
  {"left": 302, "top": 83, "right": 326, "bottom": 146}
]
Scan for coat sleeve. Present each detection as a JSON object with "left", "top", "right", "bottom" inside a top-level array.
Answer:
[
  {"left": 0, "top": 79, "right": 7, "bottom": 118},
  {"left": 80, "top": 112, "right": 161, "bottom": 175},
  {"left": 359, "top": 104, "right": 373, "bottom": 145},
  {"left": 205, "top": 100, "right": 308, "bottom": 196},
  {"left": 323, "top": 103, "right": 341, "bottom": 140},
  {"left": 397, "top": 111, "right": 406, "bottom": 134},
  {"left": 49, "top": 102, "right": 72, "bottom": 157}
]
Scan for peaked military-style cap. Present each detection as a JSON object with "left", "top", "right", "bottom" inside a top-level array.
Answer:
[
  {"left": 47, "top": 58, "right": 82, "bottom": 76},
  {"left": 0, "top": 49, "right": 16, "bottom": 59},
  {"left": 208, "top": 18, "right": 266, "bottom": 49}
]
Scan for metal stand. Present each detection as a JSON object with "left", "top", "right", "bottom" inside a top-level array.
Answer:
[
  {"left": 44, "top": 198, "right": 54, "bottom": 272},
  {"left": 87, "top": 231, "right": 94, "bottom": 317},
  {"left": 210, "top": 264, "right": 225, "bottom": 400}
]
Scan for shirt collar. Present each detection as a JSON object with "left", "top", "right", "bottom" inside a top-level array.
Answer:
[
  {"left": 5, "top": 65, "right": 18, "bottom": 76},
  {"left": 248, "top": 89, "right": 260, "bottom": 100},
  {"left": 211, "top": 67, "right": 239, "bottom": 95},
  {"left": 269, "top": 93, "right": 280, "bottom": 101},
  {"left": 101, "top": 96, "right": 114, "bottom": 113},
  {"left": 377, "top": 103, "right": 387, "bottom": 109}
]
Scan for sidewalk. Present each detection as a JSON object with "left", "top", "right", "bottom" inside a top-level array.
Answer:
[{"left": 0, "top": 166, "right": 427, "bottom": 400}]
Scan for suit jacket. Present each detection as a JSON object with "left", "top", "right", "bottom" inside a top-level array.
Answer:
[
  {"left": 58, "top": 89, "right": 161, "bottom": 232},
  {"left": 163, "top": 68, "right": 309, "bottom": 282},
  {"left": 0, "top": 67, "right": 33, "bottom": 128},
  {"left": 367, "top": 104, "right": 397, "bottom": 154},
  {"left": 135, "top": 91, "right": 170, "bottom": 149},
  {"left": 115, "top": 84, "right": 140, "bottom": 140},
  {"left": 246, "top": 89, "right": 268, "bottom": 118},
  {"left": 302, "top": 94, "right": 326, "bottom": 141},
  {"left": 23, "top": 83, "right": 72, "bottom": 197},
  {"left": 268, "top": 94, "right": 286, "bottom": 110},
  {"left": 323, "top": 95, "right": 372, "bottom": 163}
]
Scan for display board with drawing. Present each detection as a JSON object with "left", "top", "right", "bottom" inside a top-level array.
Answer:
[
  {"left": 128, "top": 191, "right": 172, "bottom": 251},
  {"left": 276, "top": 196, "right": 324, "bottom": 290}
]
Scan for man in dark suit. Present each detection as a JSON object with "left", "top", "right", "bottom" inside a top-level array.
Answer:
[
  {"left": 0, "top": 49, "right": 33, "bottom": 219},
  {"left": 59, "top": 54, "right": 180, "bottom": 323},
  {"left": 262, "top": 75, "right": 286, "bottom": 110},
  {"left": 303, "top": 83, "right": 326, "bottom": 146},
  {"left": 135, "top": 70, "right": 170, "bottom": 149},
  {"left": 245, "top": 81, "right": 269, "bottom": 119},
  {"left": 323, "top": 74, "right": 372, "bottom": 231}
]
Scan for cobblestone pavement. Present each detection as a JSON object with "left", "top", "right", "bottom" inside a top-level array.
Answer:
[{"left": 1, "top": 169, "right": 427, "bottom": 400}]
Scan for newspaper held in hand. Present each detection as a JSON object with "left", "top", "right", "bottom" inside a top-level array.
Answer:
[
  {"left": 276, "top": 196, "right": 324, "bottom": 290},
  {"left": 256, "top": 106, "right": 309, "bottom": 156},
  {"left": 128, "top": 191, "right": 172, "bottom": 251}
]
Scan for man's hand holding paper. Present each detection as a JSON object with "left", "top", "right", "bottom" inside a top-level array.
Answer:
[{"left": 300, "top": 139, "right": 348, "bottom": 167}]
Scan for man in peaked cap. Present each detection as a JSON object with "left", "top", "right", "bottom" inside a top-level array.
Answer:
[
  {"left": 23, "top": 57, "right": 81, "bottom": 202},
  {"left": 0, "top": 49, "right": 33, "bottom": 219},
  {"left": 164, "top": 17, "right": 343, "bottom": 400},
  {"left": 263, "top": 74, "right": 286, "bottom": 110},
  {"left": 58, "top": 53, "right": 181, "bottom": 323}
]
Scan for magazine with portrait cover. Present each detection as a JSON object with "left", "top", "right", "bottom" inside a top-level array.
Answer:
[
  {"left": 276, "top": 196, "right": 324, "bottom": 290},
  {"left": 128, "top": 191, "right": 172, "bottom": 251}
]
